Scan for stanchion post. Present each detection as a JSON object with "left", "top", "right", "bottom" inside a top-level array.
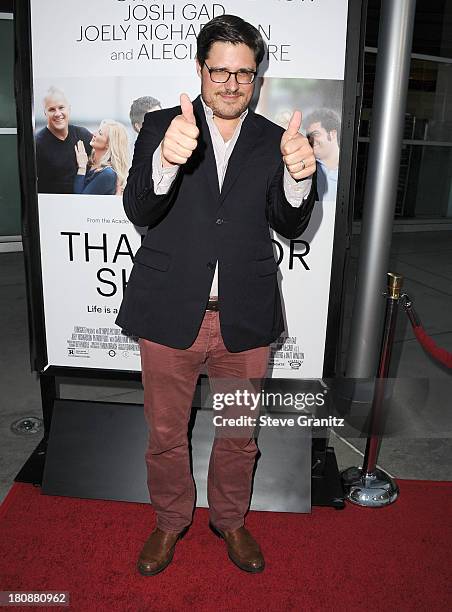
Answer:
[
  {"left": 341, "top": 273, "right": 402, "bottom": 507},
  {"left": 362, "top": 272, "right": 402, "bottom": 475}
]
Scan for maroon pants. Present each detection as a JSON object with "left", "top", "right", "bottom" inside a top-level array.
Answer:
[{"left": 139, "top": 311, "right": 270, "bottom": 533}]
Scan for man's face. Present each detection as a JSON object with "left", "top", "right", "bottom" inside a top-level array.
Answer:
[
  {"left": 44, "top": 94, "right": 70, "bottom": 133},
  {"left": 196, "top": 41, "right": 256, "bottom": 120},
  {"left": 307, "top": 122, "right": 337, "bottom": 160}
]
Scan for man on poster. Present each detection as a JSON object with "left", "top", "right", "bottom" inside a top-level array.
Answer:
[
  {"left": 129, "top": 96, "right": 162, "bottom": 134},
  {"left": 116, "top": 14, "right": 317, "bottom": 575},
  {"left": 305, "top": 108, "right": 340, "bottom": 201},
  {"left": 35, "top": 87, "right": 92, "bottom": 194}
]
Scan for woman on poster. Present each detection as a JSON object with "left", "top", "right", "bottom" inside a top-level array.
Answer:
[{"left": 74, "top": 119, "right": 129, "bottom": 195}]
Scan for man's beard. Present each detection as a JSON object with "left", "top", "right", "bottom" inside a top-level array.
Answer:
[{"left": 203, "top": 88, "right": 249, "bottom": 120}]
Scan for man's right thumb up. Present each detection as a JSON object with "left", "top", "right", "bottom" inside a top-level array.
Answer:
[{"left": 180, "top": 93, "right": 195, "bottom": 125}]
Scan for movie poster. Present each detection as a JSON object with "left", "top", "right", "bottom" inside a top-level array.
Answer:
[{"left": 30, "top": 0, "right": 349, "bottom": 376}]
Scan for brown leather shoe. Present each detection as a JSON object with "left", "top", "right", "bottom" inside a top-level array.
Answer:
[
  {"left": 210, "top": 524, "right": 265, "bottom": 573},
  {"left": 137, "top": 527, "right": 187, "bottom": 576}
]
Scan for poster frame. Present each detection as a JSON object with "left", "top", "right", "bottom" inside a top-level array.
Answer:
[{"left": 14, "top": 0, "right": 365, "bottom": 382}]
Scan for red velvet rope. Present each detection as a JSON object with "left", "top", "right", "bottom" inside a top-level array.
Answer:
[{"left": 412, "top": 324, "right": 452, "bottom": 369}]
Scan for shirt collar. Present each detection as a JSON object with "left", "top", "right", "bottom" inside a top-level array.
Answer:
[{"left": 318, "top": 159, "right": 338, "bottom": 174}]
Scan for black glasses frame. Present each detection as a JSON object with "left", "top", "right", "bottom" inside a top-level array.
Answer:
[{"left": 203, "top": 62, "right": 257, "bottom": 84}]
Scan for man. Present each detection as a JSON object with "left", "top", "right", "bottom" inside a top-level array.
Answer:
[
  {"left": 116, "top": 15, "right": 316, "bottom": 575},
  {"left": 129, "top": 96, "right": 162, "bottom": 134},
  {"left": 35, "top": 87, "right": 92, "bottom": 193},
  {"left": 304, "top": 108, "right": 341, "bottom": 201}
]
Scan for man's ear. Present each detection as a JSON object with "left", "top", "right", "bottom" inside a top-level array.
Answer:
[
  {"left": 330, "top": 129, "right": 338, "bottom": 142},
  {"left": 195, "top": 58, "right": 202, "bottom": 78}
]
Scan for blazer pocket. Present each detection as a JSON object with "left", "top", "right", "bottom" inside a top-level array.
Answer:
[
  {"left": 255, "top": 256, "right": 279, "bottom": 276},
  {"left": 134, "top": 246, "right": 171, "bottom": 271}
]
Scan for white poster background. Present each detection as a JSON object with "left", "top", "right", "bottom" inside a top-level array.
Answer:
[
  {"left": 31, "top": 0, "right": 348, "bottom": 80},
  {"left": 31, "top": 0, "right": 349, "bottom": 376},
  {"left": 38, "top": 196, "right": 142, "bottom": 370}
]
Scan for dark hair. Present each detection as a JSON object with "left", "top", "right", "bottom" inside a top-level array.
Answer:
[
  {"left": 304, "top": 109, "right": 341, "bottom": 143},
  {"left": 129, "top": 96, "right": 161, "bottom": 127},
  {"left": 196, "top": 14, "right": 265, "bottom": 67}
]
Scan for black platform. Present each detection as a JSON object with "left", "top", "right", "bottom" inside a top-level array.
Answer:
[{"left": 16, "top": 399, "right": 344, "bottom": 511}]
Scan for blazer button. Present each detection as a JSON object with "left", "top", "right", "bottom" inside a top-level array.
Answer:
[{"left": 215, "top": 218, "right": 224, "bottom": 225}]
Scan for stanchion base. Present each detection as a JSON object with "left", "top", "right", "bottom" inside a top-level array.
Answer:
[{"left": 340, "top": 466, "right": 399, "bottom": 507}]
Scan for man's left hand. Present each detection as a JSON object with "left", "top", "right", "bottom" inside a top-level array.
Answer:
[{"left": 280, "top": 111, "right": 316, "bottom": 181}]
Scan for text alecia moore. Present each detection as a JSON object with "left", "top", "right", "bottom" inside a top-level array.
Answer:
[{"left": 212, "top": 415, "right": 345, "bottom": 428}]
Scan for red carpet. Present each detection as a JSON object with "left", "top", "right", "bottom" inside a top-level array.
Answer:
[{"left": 0, "top": 481, "right": 450, "bottom": 611}]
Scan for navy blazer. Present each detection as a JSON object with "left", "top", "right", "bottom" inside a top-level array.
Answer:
[{"left": 116, "top": 95, "right": 317, "bottom": 352}]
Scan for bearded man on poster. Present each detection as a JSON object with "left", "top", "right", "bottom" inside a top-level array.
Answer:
[
  {"left": 116, "top": 14, "right": 317, "bottom": 575},
  {"left": 305, "top": 108, "right": 341, "bottom": 201}
]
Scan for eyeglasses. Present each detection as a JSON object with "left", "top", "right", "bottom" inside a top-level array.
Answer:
[{"left": 204, "top": 62, "right": 256, "bottom": 84}]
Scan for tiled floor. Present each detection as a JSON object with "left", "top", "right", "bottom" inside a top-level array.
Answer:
[{"left": 1, "top": 230, "right": 451, "bottom": 503}]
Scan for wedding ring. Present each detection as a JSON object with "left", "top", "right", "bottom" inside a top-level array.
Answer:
[{"left": 300, "top": 159, "right": 306, "bottom": 170}]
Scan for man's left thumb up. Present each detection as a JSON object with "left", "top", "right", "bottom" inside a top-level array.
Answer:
[{"left": 281, "top": 110, "right": 302, "bottom": 147}]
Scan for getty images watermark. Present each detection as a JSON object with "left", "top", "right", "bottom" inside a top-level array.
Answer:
[{"left": 211, "top": 389, "right": 345, "bottom": 428}]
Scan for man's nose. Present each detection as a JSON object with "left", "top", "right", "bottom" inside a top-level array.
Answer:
[{"left": 227, "top": 76, "right": 239, "bottom": 91}]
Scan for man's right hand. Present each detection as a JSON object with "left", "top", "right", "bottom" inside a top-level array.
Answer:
[
  {"left": 161, "top": 94, "right": 199, "bottom": 168},
  {"left": 75, "top": 140, "right": 88, "bottom": 174}
]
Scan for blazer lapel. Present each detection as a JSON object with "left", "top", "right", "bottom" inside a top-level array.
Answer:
[
  {"left": 192, "top": 96, "right": 220, "bottom": 202},
  {"left": 219, "top": 111, "right": 263, "bottom": 205}
]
